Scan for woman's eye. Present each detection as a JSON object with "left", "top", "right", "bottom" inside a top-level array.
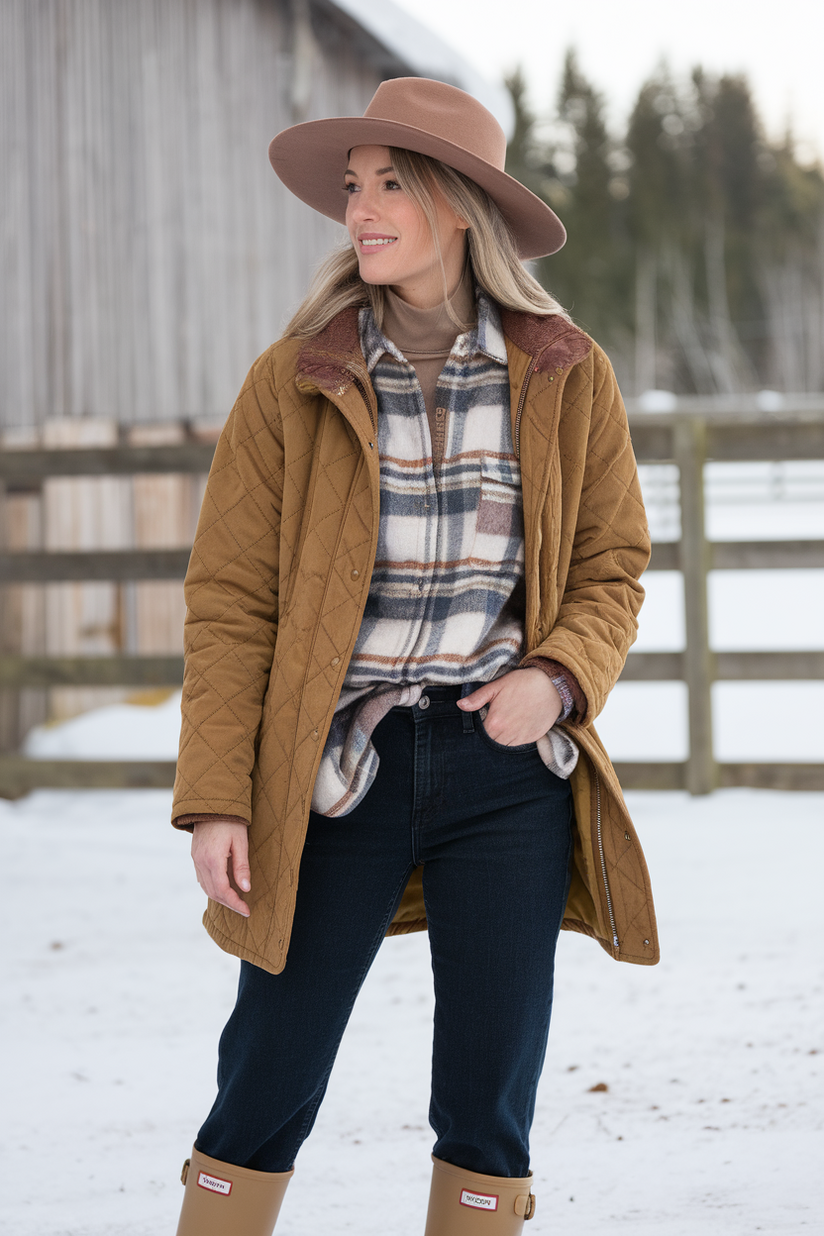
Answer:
[
  {"left": 384, "top": 179, "right": 401, "bottom": 190},
  {"left": 343, "top": 182, "right": 358, "bottom": 194}
]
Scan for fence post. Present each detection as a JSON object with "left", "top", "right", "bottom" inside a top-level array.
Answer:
[
  {"left": 0, "top": 471, "right": 16, "bottom": 752},
  {"left": 675, "top": 417, "right": 716, "bottom": 794}
]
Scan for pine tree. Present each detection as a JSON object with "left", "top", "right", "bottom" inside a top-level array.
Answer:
[
  {"left": 536, "top": 50, "right": 630, "bottom": 348},
  {"left": 506, "top": 57, "right": 824, "bottom": 394}
]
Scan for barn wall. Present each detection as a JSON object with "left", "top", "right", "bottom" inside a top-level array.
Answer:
[
  {"left": 0, "top": 0, "right": 408, "bottom": 738},
  {"left": 1, "top": 0, "right": 402, "bottom": 429}
]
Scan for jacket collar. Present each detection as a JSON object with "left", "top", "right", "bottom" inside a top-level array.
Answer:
[
  {"left": 500, "top": 307, "right": 593, "bottom": 373},
  {"left": 295, "top": 302, "right": 593, "bottom": 399}
]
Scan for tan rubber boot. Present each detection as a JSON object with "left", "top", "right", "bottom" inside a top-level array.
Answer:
[
  {"left": 175, "top": 1146, "right": 293, "bottom": 1235},
  {"left": 424, "top": 1155, "right": 535, "bottom": 1235}
]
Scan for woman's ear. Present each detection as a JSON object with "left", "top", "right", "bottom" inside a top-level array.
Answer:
[{"left": 457, "top": 216, "right": 470, "bottom": 231}]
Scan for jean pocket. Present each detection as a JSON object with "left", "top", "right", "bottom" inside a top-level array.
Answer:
[{"left": 475, "top": 711, "right": 537, "bottom": 755}]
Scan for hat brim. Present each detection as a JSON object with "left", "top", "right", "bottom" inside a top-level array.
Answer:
[{"left": 269, "top": 116, "right": 566, "bottom": 261}]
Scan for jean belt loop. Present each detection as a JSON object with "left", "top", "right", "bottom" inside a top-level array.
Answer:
[{"left": 460, "top": 682, "right": 476, "bottom": 734}]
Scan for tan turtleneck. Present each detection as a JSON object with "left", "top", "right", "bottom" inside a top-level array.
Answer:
[{"left": 381, "top": 266, "right": 476, "bottom": 459}]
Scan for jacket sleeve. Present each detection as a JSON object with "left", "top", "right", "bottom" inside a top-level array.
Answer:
[
  {"left": 528, "top": 346, "right": 650, "bottom": 725},
  {"left": 172, "top": 354, "right": 284, "bottom": 825}
]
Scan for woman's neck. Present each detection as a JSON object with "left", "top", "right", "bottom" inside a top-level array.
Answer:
[{"left": 383, "top": 264, "right": 475, "bottom": 355}]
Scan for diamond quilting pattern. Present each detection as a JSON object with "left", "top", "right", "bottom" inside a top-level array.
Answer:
[{"left": 173, "top": 319, "right": 657, "bottom": 974}]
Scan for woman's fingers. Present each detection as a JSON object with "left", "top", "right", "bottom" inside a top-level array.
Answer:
[
  {"left": 229, "top": 835, "right": 252, "bottom": 894},
  {"left": 191, "top": 821, "right": 252, "bottom": 917},
  {"left": 456, "top": 682, "right": 496, "bottom": 710},
  {"left": 474, "top": 669, "right": 562, "bottom": 745}
]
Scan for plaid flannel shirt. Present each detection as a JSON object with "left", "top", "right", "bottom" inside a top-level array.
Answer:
[{"left": 311, "top": 293, "right": 577, "bottom": 818}]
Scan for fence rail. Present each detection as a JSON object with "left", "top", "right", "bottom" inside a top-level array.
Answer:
[
  {"left": 1, "top": 408, "right": 822, "bottom": 798},
  {"left": 0, "top": 442, "right": 216, "bottom": 481}
]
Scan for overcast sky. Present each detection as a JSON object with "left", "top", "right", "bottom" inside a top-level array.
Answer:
[{"left": 393, "top": 0, "right": 824, "bottom": 162}]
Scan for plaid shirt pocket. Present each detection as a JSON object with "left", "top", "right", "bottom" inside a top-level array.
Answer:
[{"left": 474, "top": 455, "right": 525, "bottom": 559}]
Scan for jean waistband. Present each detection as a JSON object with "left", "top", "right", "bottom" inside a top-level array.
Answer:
[
  {"left": 416, "top": 684, "right": 466, "bottom": 701},
  {"left": 390, "top": 683, "right": 481, "bottom": 713}
]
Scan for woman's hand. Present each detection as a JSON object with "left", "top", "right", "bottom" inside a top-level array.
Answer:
[
  {"left": 191, "top": 820, "right": 252, "bottom": 918},
  {"left": 457, "top": 668, "right": 563, "bottom": 746}
]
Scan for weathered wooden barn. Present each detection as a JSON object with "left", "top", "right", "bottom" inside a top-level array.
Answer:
[
  {"left": 1, "top": 0, "right": 510, "bottom": 428},
  {"left": 0, "top": 0, "right": 509, "bottom": 741}
]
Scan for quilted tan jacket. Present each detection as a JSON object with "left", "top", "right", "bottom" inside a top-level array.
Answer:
[{"left": 172, "top": 305, "right": 659, "bottom": 974}]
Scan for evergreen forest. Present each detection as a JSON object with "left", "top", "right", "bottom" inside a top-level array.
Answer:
[{"left": 506, "top": 55, "right": 824, "bottom": 397}]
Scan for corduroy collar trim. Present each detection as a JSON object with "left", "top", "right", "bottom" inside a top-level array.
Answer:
[{"left": 295, "top": 302, "right": 592, "bottom": 397}]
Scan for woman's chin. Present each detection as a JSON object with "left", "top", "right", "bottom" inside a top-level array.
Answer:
[{"left": 358, "top": 268, "right": 393, "bottom": 288}]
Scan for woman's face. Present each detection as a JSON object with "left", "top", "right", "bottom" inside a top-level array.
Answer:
[{"left": 344, "top": 145, "right": 468, "bottom": 308}]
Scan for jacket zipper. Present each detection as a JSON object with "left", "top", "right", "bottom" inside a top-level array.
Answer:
[
  {"left": 594, "top": 769, "right": 620, "bottom": 951},
  {"left": 513, "top": 357, "right": 537, "bottom": 460},
  {"left": 347, "top": 366, "right": 378, "bottom": 435}
]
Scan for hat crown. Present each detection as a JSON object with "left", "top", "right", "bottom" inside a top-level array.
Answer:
[{"left": 362, "top": 78, "right": 507, "bottom": 172}]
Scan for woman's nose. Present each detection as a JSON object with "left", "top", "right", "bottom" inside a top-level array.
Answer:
[{"left": 347, "top": 188, "right": 378, "bottom": 223}]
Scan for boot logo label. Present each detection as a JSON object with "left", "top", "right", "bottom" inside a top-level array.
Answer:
[
  {"left": 197, "top": 1170, "right": 233, "bottom": 1196},
  {"left": 460, "top": 1188, "right": 499, "bottom": 1211}
]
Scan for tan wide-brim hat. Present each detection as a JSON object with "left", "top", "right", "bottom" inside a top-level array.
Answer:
[{"left": 269, "top": 77, "right": 566, "bottom": 261}]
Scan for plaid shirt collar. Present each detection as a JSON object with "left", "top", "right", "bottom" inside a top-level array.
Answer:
[{"left": 359, "top": 289, "right": 508, "bottom": 374}]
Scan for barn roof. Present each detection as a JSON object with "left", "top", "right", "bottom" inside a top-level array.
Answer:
[{"left": 327, "top": 0, "right": 515, "bottom": 136}]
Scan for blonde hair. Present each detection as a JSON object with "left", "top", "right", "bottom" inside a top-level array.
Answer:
[{"left": 283, "top": 148, "right": 568, "bottom": 338}]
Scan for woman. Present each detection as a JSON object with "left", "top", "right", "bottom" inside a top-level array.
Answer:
[{"left": 172, "top": 77, "right": 658, "bottom": 1236}]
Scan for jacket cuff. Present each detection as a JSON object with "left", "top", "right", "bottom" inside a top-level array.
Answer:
[
  {"left": 517, "top": 657, "right": 587, "bottom": 723},
  {"left": 173, "top": 813, "right": 249, "bottom": 834}
]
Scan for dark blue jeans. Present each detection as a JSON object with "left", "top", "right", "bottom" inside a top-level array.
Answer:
[{"left": 196, "top": 686, "right": 573, "bottom": 1178}]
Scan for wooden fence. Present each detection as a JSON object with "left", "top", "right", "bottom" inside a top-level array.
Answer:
[
  {"left": 0, "top": 410, "right": 822, "bottom": 798},
  {"left": 620, "top": 407, "right": 824, "bottom": 793}
]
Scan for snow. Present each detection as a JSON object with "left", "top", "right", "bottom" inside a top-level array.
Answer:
[
  {"left": 22, "top": 691, "right": 183, "bottom": 761},
  {"left": 2, "top": 787, "right": 822, "bottom": 1234},
  {"left": 638, "top": 390, "right": 678, "bottom": 413},
  {"left": 3, "top": 485, "right": 822, "bottom": 1232}
]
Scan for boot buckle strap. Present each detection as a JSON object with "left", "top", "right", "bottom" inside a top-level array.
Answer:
[
  {"left": 516, "top": 1191, "right": 536, "bottom": 1220},
  {"left": 180, "top": 1158, "right": 191, "bottom": 1185}
]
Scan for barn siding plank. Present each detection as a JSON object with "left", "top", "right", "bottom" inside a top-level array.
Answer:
[{"left": 3, "top": 0, "right": 398, "bottom": 428}]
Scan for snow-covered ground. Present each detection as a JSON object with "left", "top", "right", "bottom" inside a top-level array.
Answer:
[
  {"left": 2, "top": 786, "right": 822, "bottom": 1235},
  {"left": 2, "top": 481, "right": 822, "bottom": 1234}
]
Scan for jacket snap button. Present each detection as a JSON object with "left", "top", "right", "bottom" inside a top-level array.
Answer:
[
  {"left": 418, "top": 695, "right": 430, "bottom": 710},
  {"left": 644, "top": 939, "right": 650, "bottom": 946},
  {"left": 556, "top": 366, "right": 564, "bottom": 374},
  {"left": 351, "top": 569, "right": 359, "bottom": 580},
  {"left": 331, "top": 657, "right": 340, "bottom": 667},
  {"left": 312, "top": 729, "right": 319, "bottom": 740}
]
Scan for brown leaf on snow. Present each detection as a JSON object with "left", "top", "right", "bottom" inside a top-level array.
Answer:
[{"left": 588, "top": 1082, "right": 609, "bottom": 1092}]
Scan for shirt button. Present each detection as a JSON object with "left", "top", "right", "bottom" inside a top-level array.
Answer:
[{"left": 351, "top": 569, "right": 359, "bottom": 580}]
